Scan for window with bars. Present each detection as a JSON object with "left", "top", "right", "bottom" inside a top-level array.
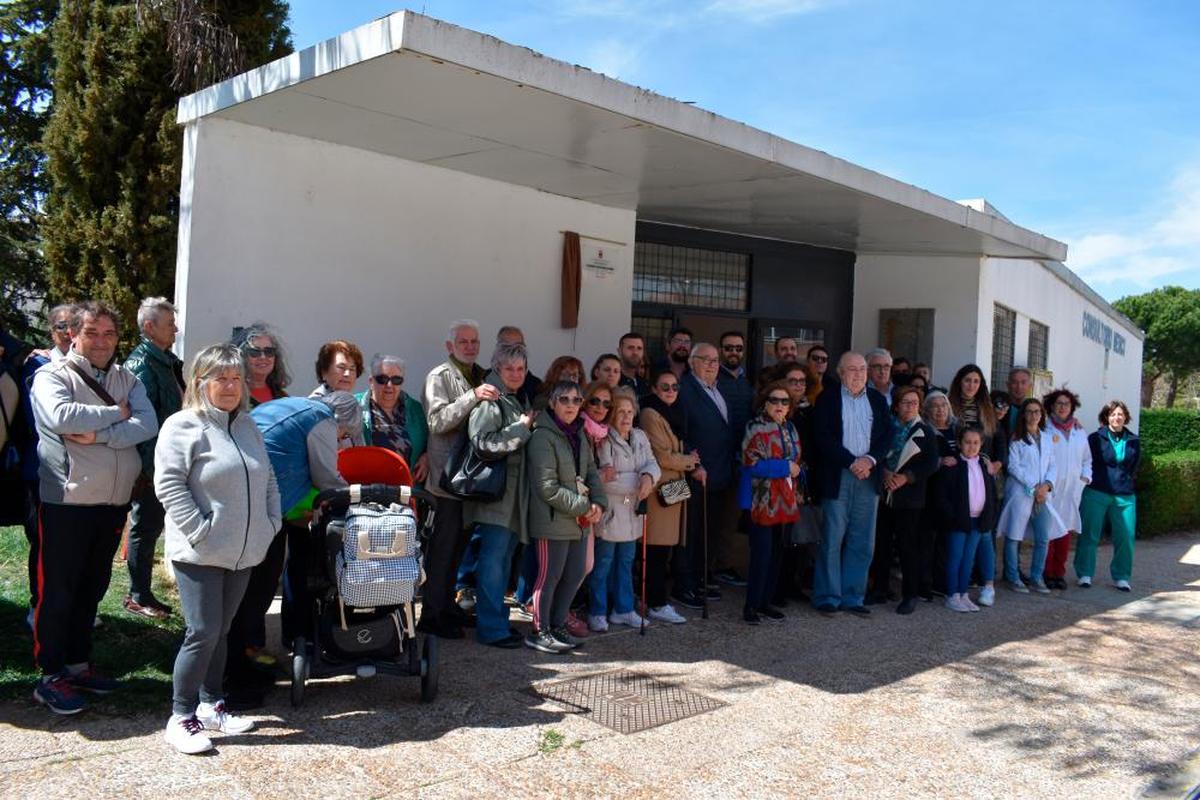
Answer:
[
  {"left": 1028, "top": 320, "right": 1049, "bottom": 371},
  {"left": 991, "top": 304, "right": 1017, "bottom": 390},
  {"left": 633, "top": 242, "right": 749, "bottom": 311},
  {"left": 631, "top": 315, "right": 674, "bottom": 366}
]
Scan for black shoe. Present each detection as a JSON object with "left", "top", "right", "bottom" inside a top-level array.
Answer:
[
  {"left": 789, "top": 587, "right": 811, "bottom": 603},
  {"left": 896, "top": 598, "right": 918, "bottom": 615},
  {"left": 769, "top": 594, "right": 789, "bottom": 608},
  {"left": 758, "top": 606, "right": 785, "bottom": 622},
  {"left": 742, "top": 608, "right": 761, "bottom": 625},
  {"left": 843, "top": 605, "right": 871, "bottom": 617},
  {"left": 864, "top": 592, "right": 888, "bottom": 606},
  {"left": 816, "top": 604, "right": 838, "bottom": 617},
  {"left": 715, "top": 569, "right": 748, "bottom": 587},
  {"left": 417, "top": 618, "right": 465, "bottom": 639},
  {"left": 703, "top": 587, "right": 722, "bottom": 601},
  {"left": 671, "top": 590, "right": 705, "bottom": 610},
  {"left": 483, "top": 632, "right": 523, "bottom": 649}
]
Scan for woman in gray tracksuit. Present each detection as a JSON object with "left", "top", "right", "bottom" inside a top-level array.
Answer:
[{"left": 155, "top": 344, "right": 281, "bottom": 755}]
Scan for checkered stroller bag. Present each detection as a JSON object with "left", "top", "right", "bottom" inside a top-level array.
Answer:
[{"left": 335, "top": 502, "right": 423, "bottom": 607}]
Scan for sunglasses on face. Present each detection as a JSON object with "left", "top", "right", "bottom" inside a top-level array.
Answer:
[
  {"left": 809, "top": 355, "right": 828, "bottom": 363},
  {"left": 244, "top": 346, "right": 277, "bottom": 358},
  {"left": 588, "top": 398, "right": 612, "bottom": 409},
  {"left": 787, "top": 378, "right": 807, "bottom": 386},
  {"left": 373, "top": 374, "right": 404, "bottom": 386},
  {"left": 656, "top": 383, "right": 679, "bottom": 392},
  {"left": 557, "top": 396, "right": 584, "bottom": 406},
  {"left": 766, "top": 396, "right": 791, "bottom": 406}
]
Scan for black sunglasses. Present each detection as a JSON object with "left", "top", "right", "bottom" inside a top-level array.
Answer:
[
  {"left": 766, "top": 396, "right": 791, "bottom": 406},
  {"left": 373, "top": 374, "right": 404, "bottom": 386},
  {"left": 587, "top": 397, "right": 612, "bottom": 408},
  {"left": 809, "top": 354, "right": 828, "bottom": 363},
  {"left": 244, "top": 346, "right": 277, "bottom": 358},
  {"left": 656, "top": 383, "right": 679, "bottom": 392}
]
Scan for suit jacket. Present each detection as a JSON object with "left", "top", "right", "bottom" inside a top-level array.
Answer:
[
  {"left": 678, "top": 372, "right": 736, "bottom": 491},
  {"left": 810, "top": 385, "right": 890, "bottom": 501}
]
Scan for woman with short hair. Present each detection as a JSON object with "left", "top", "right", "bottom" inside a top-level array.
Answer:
[
  {"left": 155, "top": 344, "right": 281, "bottom": 754},
  {"left": 1042, "top": 388, "right": 1092, "bottom": 590},
  {"left": 311, "top": 340, "right": 364, "bottom": 397},
  {"left": 1075, "top": 400, "right": 1140, "bottom": 591},
  {"left": 357, "top": 353, "right": 430, "bottom": 483}
]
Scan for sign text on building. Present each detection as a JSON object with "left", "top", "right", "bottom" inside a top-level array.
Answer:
[{"left": 1082, "top": 311, "right": 1125, "bottom": 356}]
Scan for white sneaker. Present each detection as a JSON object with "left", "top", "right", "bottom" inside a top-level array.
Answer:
[
  {"left": 196, "top": 700, "right": 255, "bottom": 734},
  {"left": 977, "top": 585, "right": 995, "bottom": 607},
  {"left": 1114, "top": 579, "right": 1131, "bottom": 592},
  {"left": 647, "top": 604, "right": 687, "bottom": 624},
  {"left": 963, "top": 596, "right": 981, "bottom": 612},
  {"left": 944, "top": 596, "right": 970, "bottom": 613},
  {"left": 608, "top": 610, "right": 647, "bottom": 628},
  {"left": 165, "top": 714, "right": 213, "bottom": 754},
  {"left": 1078, "top": 575, "right": 1092, "bottom": 588},
  {"left": 587, "top": 614, "right": 609, "bottom": 632}
]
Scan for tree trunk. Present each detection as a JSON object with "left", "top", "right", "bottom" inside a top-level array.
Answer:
[
  {"left": 1141, "top": 370, "right": 1159, "bottom": 409},
  {"left": 1166, "top": 373, "right": 1180, "bottom": 408}
]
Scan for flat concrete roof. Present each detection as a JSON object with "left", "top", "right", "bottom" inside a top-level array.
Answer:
[{"left": 177, "top": 11, "right": 1068, "bottom": 261}]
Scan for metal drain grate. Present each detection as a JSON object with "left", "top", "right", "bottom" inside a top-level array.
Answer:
[{"left": 528, "top": 669, "right": 726, "bottom": 734}]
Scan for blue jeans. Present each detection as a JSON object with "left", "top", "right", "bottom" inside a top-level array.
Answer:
[
  {"left": 974, "top": 530, "right": 996, "bottom": 583},
  {"left": 1004, "top": 506, "right": 1052, "bottom": 584},
  {"left": 813, "top": 470, "right": 879, "bottom": 609},
  {"left": 588, "top": 539, "right": 636, "bottom": 616},
  {"left": 455, "top": 528, "right": 483, "bottom": 591},
  {"left": 472, "top": 523, "right": 518, "bottom": 643},
  {"left": 747, "top": 523, "right": 785, "bottom": 611},
  {"left": 513, "top": 543, "right": 539, "bottom": 605},
  {"left": 945, "top": 527, "right": 981, "bottom": 595}
]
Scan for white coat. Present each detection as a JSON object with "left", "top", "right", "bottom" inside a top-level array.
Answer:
[
  {"left": 595, "top": 427, "right": 661, "bottom": 543},
  {"left": 997, "top": 429, "right": 1066, "bottom": 542},
  {"left": 1045, "top": 421, "right": 1092, "bottom": 538}
]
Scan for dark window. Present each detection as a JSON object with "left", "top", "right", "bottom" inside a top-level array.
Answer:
[
  {"left": 633, "top": 242, "right": 749, "bottom": 311},
  {"left": 1028, "top": 320, "right": 1049, "bottom": 371},
  {"left": 631, "top": 315, "right": 673, "bottom": 368},
  {"left": 878, "top": 309, "right": 935, "bottom": 366},
  {"left": 991, "top": 304, "right": 1017, "bottom": 389}
]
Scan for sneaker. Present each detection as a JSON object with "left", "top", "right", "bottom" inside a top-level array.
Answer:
[
  {"left": 1031, "top": 579, "right": 1051, "bottom": 595},
  {"left": 244, "top": 647, "right": 277, "bottom": 668},
  {"left": 587, "top": 614, "right": 609, "bottom": 632},
  {"left": 671, "top": 590, "right": 705, "bottom": 610},
  {"left": 196, "top": 700, "right": 255, "bottom": 734},
  {"left": 608, "top": 610, "right": 647, "bottom": 628},
  {"left": 714, "top": 569, "right": 748, "bottom": 587},
  {"left": 551, "top": 626, "right": 585, "bottom": 648},
  {"left": 648, "top": 604, "right": 687, "bottom": 624},
  {"left": 1114, "top": 579, "right": 1131, "bottom": 592},
  {"left": 896, "top": 597, "right": 918, "bottom": 615},
  {"left": 1007, "top": 580, "right": 1030, "bottom": 594},
  {"left": 123, "top": 595, "right": 170, "bottom": 620},
  {"left": 944, "top": 596, "right": 970, "bottom": 613},
  {"left": 843, "top": 605, "right": 871, "bottom": 617},
  {"left": 524, "top": 630, "right": 571, "bottom": 654},
  {"left": 455, "top": 588, "right": 477, "bottom": 613},
  {"left": 742, "top": 608, "right": 761, "bottom": 625},
  {"left": 482, "top": 632, "right": 524, "bottom": 649},
  {"left": 564, "top": 611, "right": 590, "bottom": 639},
  {"left": 962, "top": 596, "right": 981, "bottom": 612},
  {"left": 757, "top": 606, "right": 785, "bottom": 622},
  {"left": 977, "top": 585, "right": 995, "bottom": 607},
  {"left": 33, "top": 674, "right": 84, "bottom": 715},
  {"left": 67, "top": 665, "right": 121, "bottom": 694},
  {"left": 165, "top": 714, "right": 213, "bottom": 754},
  {"left": 703, "top": 586, "right": 723, "bottom": 601},
  {"left": 1078, "top": 575, "right": 1092, "bottom": 588},
  {"left": 511, "top": 603, "right": 533, "bottom": 622}
]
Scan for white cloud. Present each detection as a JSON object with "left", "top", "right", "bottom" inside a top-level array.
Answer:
[
  {"left": 581, "top": 38, "right": 642, "bottom": 80},
  {"left": 1067, "top": 162, "right": 1200, "bottom": 290}
]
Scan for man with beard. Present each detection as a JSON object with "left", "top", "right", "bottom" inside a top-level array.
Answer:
[
  {"left": 616, "top": 332, "right": 648, "bottom": 396},
  {"left": 657, "top": 327, "right": 693, "bottom": 380},
  {"left": 774, "top": 337, "right": 799, "bottom": 364}
]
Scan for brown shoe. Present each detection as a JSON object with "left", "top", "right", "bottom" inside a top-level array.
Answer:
[{"left": 123, "top": 595, "right": 169, "bottom": 620}]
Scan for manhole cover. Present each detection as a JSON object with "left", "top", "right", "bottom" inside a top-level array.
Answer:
[{"left": 528, "top": 669, "right": 726, "bottom": 734}]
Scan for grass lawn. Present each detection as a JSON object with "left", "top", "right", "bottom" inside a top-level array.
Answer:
[{"left": 0, "top": 524, "right": 185, "bottom": 713}]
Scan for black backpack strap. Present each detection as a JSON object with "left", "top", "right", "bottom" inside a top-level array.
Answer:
[{"left": 66, "top": 360, "right": 118, "bottom": 406}]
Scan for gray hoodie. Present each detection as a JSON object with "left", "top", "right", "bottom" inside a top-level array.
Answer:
[{"left": 155, "top": 407, "right": 282, "bottom": 571}]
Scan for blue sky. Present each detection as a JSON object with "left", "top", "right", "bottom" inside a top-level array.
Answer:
[{"left": 286, "top": 1, "right": 1200, "bottom": 302}]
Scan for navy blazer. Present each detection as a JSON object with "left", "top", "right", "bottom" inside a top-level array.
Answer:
[
  {"left": 678, "top": 372, "right": 737, "bottom": 492},
  {"left": 1087, "top": 427, "right": 1140, "bottom": 496},
  {"left": 716, "top": 367, "right": 754, "bottom": 448},
  {"left": 810, "top": 384, "right": 891, "bottom": 501}
]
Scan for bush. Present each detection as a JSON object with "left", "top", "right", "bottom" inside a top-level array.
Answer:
[
  {"left": 1139, "top": 409, "right": 1200, "bottom": 456},
  {"left": 1137, "top": 449, "right": 1200, "bottom": 536}
]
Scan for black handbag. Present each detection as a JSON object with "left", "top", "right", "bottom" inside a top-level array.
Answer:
[{"left": 439, "top": 434, "right": 508, "bottom": 503}]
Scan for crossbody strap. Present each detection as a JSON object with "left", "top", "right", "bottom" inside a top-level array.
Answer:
[{"left": 66, "top": 360, "right": 118, "bottom": 406}]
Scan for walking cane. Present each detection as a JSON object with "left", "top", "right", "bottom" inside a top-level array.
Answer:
[
  {"left": 640, "top": 512, "right": 648, "bottom": 636},
  {"left": 701, "top": 483, "right": 709, "bottom": 620}
]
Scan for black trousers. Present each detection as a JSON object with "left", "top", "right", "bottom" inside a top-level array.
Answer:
[
  {"left": 126, "top": 486, "right": 166, "bottom": 604},
  {"left": 897, "top": 508, "right": 934, "bottom": 600},
  {"left": 34, "top": 502, "right": 127, "bottom": 675},
  {"left": 227, "top": 525, "right": 287, "bottom": 665},
  {"left": 869, "top": 502, "right": 899, "bottom": 597},
  {"left": 418, "top": 497, "right": 468, "bottom": 627},
  {"left": 23, "top": 480, "right": 40, "bottom": 609},
  {"left": 645, "top": 544, "right": 672, "bottom": 608},
  {"left": 674, "top": 485, "right": 733, "bottom": 594}
]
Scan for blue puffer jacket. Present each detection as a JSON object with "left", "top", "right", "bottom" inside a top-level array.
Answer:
[{"left": 252, "top": 397, "right": 339, "bottom": 513}]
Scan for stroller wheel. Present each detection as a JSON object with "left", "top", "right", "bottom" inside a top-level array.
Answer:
[
  {"left": 291, "top": 636, "right": 309, "bottom": 707},
  {"left": 420, "top": 634, "right": 439, "bottom": 703}
]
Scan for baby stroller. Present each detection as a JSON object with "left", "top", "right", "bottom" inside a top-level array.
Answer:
[{"left": 289, "top": 446, "right": 439, "bottom": 706}]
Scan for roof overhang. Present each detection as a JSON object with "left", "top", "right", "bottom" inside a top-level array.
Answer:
[{"left": 177, "top": 11, "right": 1067, "bottom": 261}]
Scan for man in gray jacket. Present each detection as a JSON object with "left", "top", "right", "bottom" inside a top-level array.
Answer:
[
  {"left": 418, "top": 319, "right": 496, "bottom": 639},
  {"left": 29, "top": 301, "right": 157, "bottom": 714}
]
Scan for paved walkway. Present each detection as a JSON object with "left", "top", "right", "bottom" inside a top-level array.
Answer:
[{"left": 2, "top": 534, "right": 1199, "bottom": 799}]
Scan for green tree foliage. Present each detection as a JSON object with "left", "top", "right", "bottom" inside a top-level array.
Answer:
[
  {"left": 42, "top": 0, "right": 290, "bottom": 349},
  {"left": 0, "top": 0, "right": 57, "bottom": 340},
  {"left": 1112, "top": 286, "right": 1200, "bottom": 408}
]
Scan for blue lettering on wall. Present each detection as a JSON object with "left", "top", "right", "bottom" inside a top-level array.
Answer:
[{"left": 1082, "top": 311, "right": 1125, "bottom": 356}]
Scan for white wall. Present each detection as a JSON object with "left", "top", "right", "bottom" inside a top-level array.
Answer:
[
  {"left": 175, "top": 117, "right": 637, "bottom": 391},
  {"left": 979, "top": 258, "right": 1145, "bottom": 428},
  {"left": 851, "top": 254, "right": 982, "bottom": 388}
]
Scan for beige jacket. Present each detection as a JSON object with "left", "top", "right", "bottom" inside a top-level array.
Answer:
[{"left": 423, "top": 358, "right": 484, "bottom": 499}]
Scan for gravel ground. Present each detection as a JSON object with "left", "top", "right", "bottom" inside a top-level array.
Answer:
[{"left": 2, "top": 533, "right": 1198, "bottom": 799}]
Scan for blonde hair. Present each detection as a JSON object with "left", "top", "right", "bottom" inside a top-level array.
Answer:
[{"left": 184, "top": 343, "right": 248, "bottom": 417}]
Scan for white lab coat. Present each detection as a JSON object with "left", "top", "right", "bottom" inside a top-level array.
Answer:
[
  {"left": 1045, "top": 422, "right": 1092, "bottom": 538},
  {"left": 997, "top": 429, "right": 1066, "bottom": 542}
]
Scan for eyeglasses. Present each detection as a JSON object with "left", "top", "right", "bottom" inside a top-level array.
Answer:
[
  {"left": 373, "top": 374, "right": 404, "bottom": 386},
  {"left": 244, "top": 346, "right": 277, "bottom": 358},
  {"left": 587, "top": 398, "right": 612, "bottom": 409},
  {"left": 557, "top": 396, "right": 584, "bottom": 406},
  {"left": 869, "top": 364, "right": 892, "bottom": 371},
  {"left": 722, "top": 344, "right": 744, "bottom": 352},
  {"left": 52, "top": 322, "right": 71, "bottom": 332},
  {"left": 787, "top": 378, "right": 807, "bottom": 386},
  {"left": 692, "top": 355, "right": 719, "bottom": 365},
  {"left": 670, "top": 337, "right": 692, "bottom": 347},
  {"left": 809, "top": 355, "right": 828, "bottom": 363},
  {"left": 766, "top": 396, "right": 791, "bottom": 406},
  {"left": 656, "top": 383, "right": 679, "bottom": 392}
]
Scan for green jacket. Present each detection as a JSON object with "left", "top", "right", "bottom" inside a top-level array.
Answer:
[
  {"left": 356, "top": 390, "right": 429, "bottom": 473},
  {"left": 525, "top": 414, "right": 607, "bottom": 542},
  {"left": 464, "top": 374, "right": 532, "bottom": 534},
  {"left": 124, "top": 335, "right": 184, "bottom": 475}
]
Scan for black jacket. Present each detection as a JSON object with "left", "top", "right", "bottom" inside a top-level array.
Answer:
[
  {"left": 810, "top": 385, "right": 891, "bottom": 501},
  {"left": 1087, "top": 427, "right": 1140, "bottom": 496},
  {"left": 934, "top": 456, "right": 999, "bottom": 533},
  {"left": 883, "top": 420, "right": 940, "bottom": 510}
]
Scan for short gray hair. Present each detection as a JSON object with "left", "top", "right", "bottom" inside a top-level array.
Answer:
[
  {"left": 1008, "top": 366, "right": 1032, "bottom": 381},
  {"left": 370, "top": 353, "right": 406, "bottom": 377},
  {"left": 611, "top": 385, "right": 639, "bottom": 415},
  {"left": 491, "top": 341, "right": 528, "bottom": 371},
  {"left": 184, "top": 343, "right": 247, "bottom": 417},
  {"left": 316, "top": 390, "right": 365, "bottom": 446},
  {"left": 547, "top": 380, "right": 583, "bottom": 406},
  {"left": 865, "top": 347, "right": 893, "bottom": 365},
  {"left": 447, "top": 318, "right": 480, "bottom": 343},
  {"left": 137, "top": 297, "right": 175, "bottom": 330},
  {"left": 48, "top": 304, "right": 77, "bottom": 324},
  {"left": 689, "top": 342, "right": 717, "bottom": 360}
]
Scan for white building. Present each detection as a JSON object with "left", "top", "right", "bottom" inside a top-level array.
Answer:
[{"left": 173, "top": 11, "right": 1143, "bottom": 425}]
